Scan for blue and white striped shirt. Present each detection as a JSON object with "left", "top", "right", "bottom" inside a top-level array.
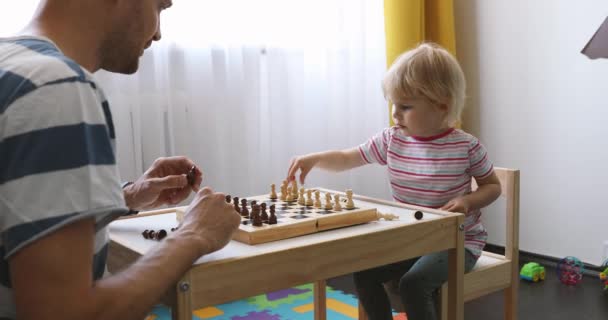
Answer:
[{"left": 0, "top": 36, "right": 128, "bottom": 318}]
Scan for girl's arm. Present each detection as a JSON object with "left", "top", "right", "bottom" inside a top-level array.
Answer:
[{"left": 287, "top": 147, "right": 366, "bottom": 184}]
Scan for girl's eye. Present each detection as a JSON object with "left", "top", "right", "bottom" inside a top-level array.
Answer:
[{"left": 399, "top": 105, "right": 412, "bottom": 111}]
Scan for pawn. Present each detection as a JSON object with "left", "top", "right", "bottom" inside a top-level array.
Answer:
[
  {"left": 251, "top": 200, "right": 257, "bottom": 207},
  {"left": 345, "top": 189, "right": 355, "bottom": 209},
  {"left": 314, "top": 190, "right": 322, "bottom": 208},
  {"left": 261, "top": 205, "right": 269, "bottom": 222},
  {"left": 268, "top": 209, "right": 278, "bottom": 225},
  {"left": 333, "top": 194, "right": 342, "bottom": 211},
  {"left": 233, "top": 197, "right": 241, "bottom": 214},
  {"left": 270, "top": 184, "right": 278, "bottom": 200},
  {"left": 252, "top": 208, "right": 263, "bottom": 227},
  {"left": 306, "top": 189, "right": 313, "bottom": 206},
  {"left": 280, "top": 182, "right": 287, "bottom": 201},
  {"left": 298, "top": 187, "right": 306, "bottom": 205},
  {"left": 241, "top": 198, "right": 249, "bottom": 217},
  {"left": 269, "top": 204, "right": 276, "bottom": 215},
  {"left": 324, "top": 193, "right": 333, "bottom": 210},
  {"left": 225, "top": 194, "right": 232, "bottom": 203},
  {"left": 291, "top": 180, "right": 299, "bottom": 200}
]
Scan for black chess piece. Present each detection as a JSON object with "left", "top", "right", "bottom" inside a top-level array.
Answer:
[
  {"left": 261, "top": 205, "right": 269, "bottom": 222},
  {"left": 225, "top": 194, "right": 232, "bottom": 203},
  {"left": 414, "top": 210, "right": 423, "bottom": 220},
  {"left": 233, "top": 197, "right": 240, "bottom": 214},
  {"left": 268, "top": 210, "right": 277, "bottom": 225},
  {"left": 241, "top": 198, "right": 249, "bottom": 217}
]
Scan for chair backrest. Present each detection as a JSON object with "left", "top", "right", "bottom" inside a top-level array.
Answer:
[{"left": 472, "top": 167, "right": 520, "bottom": 260}]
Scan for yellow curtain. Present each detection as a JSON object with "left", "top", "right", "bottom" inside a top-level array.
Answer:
[{"left": 384, "top": 0, "right": 457, "bottom": 125}]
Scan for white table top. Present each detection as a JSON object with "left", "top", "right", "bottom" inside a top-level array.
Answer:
[{"left": 109, "top": 197, "right": 444, "bottom": 265}]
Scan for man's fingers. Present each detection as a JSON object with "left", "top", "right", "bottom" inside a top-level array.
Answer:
[{"left": 149, "top": 175, "right": 187, "bottom": 190}]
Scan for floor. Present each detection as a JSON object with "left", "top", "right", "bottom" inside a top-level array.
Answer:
[{"left": 327, "top": 262, "right": 608, "bottom": 320}]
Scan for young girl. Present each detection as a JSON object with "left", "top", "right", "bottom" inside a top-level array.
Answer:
[{"left": 286, "top": 43, "right": 501, "bottom": 320}]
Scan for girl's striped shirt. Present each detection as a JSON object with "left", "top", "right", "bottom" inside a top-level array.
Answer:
[{"left": 359, "top": 126, "right": 494, "bottom": 258}]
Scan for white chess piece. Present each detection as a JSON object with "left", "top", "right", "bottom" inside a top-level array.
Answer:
[
  {"left": 270, "top": 184, "right": 278, "bottom": 200},
  {"left": 298, "top": 187, "right": 306, "bottom": 205},
  {"left": 314, "top": 190, "right": 322, "bottom": 208},
  {"left": 324, "top": 193, "right": 333, "bottom": 210},
  {"left": 306, "top": 189, "right": 313, "bottom": 206},
  {"left": 345, "top": 189, "right": 355, "bottom": 209},
  {"left": 333, "top": 194, "right": 342, "bottom": 211}
]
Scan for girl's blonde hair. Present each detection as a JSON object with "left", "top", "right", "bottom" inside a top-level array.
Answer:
[{"left": 382, "top": 43, "right": 466, "bottom": 126}]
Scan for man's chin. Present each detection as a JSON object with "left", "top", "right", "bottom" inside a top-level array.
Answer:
[{"left": 102, "top": 59, "right": 140, "bottom": 75}]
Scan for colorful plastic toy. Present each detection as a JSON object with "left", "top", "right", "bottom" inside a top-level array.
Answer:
[
  {"left": 600, "top": 259, "right": 608, "bottom": 291},
  {"left": 520, "top": 262, "right": 546, "bottom": 282},
  {"left": 556, "top": 256, "right": 584, "bottom": 285}
]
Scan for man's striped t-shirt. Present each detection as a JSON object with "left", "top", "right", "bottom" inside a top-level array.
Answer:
[
  {"left": 359, "top": 126, "right": 494, "bottom": 257},
  {"left": 0, "top": 36, "right": 128, "bottom": 318}
]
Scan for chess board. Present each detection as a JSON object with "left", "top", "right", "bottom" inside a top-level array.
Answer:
[{"left": 177, "top": 192, "right": 378, "bottom": 245}]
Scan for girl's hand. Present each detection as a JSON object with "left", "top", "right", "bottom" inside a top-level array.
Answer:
[
  {"left": 440, "top": 196, "right": 470, "bottom": 214},
  {"left": 286, "top": 154, "right": 319, "bottom": 184}
]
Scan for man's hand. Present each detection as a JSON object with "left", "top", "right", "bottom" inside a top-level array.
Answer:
[
  {"left": 440, "top": 196, "right": 470, "bottom": 214},
  {"left": 178, "top": 187, "right": 241, "bottom": 254},
  {"left": 124, "top": 156, "right": 203, "bottom": 210}
]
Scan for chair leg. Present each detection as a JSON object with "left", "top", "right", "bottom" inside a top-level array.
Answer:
[
  {"left": 358, "top": 301, "right": 368, "bottom": 320},
  {"left": 504, "top": 285, "right": 518, "bottom": 320},
  {"left": 439, "top": 284, "right": 448, "bottom": 320}
]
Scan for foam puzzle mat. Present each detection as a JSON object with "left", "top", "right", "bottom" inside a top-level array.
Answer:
[{"left": 144, "top": 283, "right": 407, "bottom": 320}]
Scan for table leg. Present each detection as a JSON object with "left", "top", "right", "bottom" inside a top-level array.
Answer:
[
  {"left": 170, "top": 274, "right": 193, "bottom": 320},
  {"left": 447, "top": 216, "right": 464, "bottom": 320},
  {"left": 314, "top": 280, "right": 327, "bottom": 320}
]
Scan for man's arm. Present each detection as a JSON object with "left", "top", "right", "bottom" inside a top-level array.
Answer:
[{"left": 10, "top": 188, "right": 240, "bottom": 320}]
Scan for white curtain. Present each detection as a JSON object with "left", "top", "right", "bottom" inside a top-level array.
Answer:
[{"left": 95, "top": 0, "right": 391, "bottom": 200}]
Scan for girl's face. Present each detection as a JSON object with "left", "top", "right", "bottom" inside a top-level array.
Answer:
[{"left": 391, "top": 97, "right": 449, "bottom": 138}]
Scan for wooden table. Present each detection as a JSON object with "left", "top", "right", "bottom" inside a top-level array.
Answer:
[{"left": 107, "top": 189, "right": 465, "bottom": 320}]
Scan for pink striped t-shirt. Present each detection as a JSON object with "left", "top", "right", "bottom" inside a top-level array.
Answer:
[{"left": 358, "top": 126, "right": 494, "bottom": 258}]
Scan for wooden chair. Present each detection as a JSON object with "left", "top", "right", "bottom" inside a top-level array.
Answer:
[{"left": 359, "top": 167, "right": 520, "bottom": 320}]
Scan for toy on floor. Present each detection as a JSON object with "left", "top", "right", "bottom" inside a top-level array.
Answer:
[
  {"left": 556, "top": 256, "right": 585, "bottom": 285},
  {"left": 600, "top": 259, "right": 608, "bottom": 291},
  {"left": 519, "top": 262, "right": 546, "bottom": 282}
]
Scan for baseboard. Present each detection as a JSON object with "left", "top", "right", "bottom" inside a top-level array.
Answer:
[{"left": 484, "top": 243, "right": 604, "bottom": 276}]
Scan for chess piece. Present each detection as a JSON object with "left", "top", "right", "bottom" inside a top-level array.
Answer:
[
  {"left": 280, "top": 182, "right": 287, "bottom": 201},
  {"left": 306, "top": 189, "right": 313, "bottom": 206},
  {"left": 414, "top": 210, "right": 424, "bottom": 220},
  {"left": 268, "top": 208, "right": 278, "bottom": 224},
  {"left": 270, "top": 183, "right": 278, "bottom": 200},
  {"left": 314, "top": 190, "right": 321, "bottom": 208},
  {"left": 241, "top": 198, "right": 249, "bottom": 217},
  {"left": 142, "top": 230, "right": 151, "bottom": 239},
  {"left": 186, "top": 165, "right": 196, "bottom": 186},
  {"left": 233, "top": 197, "right": 240, "bottom": 214},
  {"left": 377, "top": 212, "right": 399, "bottom": 221},
  {"left": 291, "top": 180, "right": 299, "bottom": 200},
  {"left": 261, "top": 204, "right": 269, "bottom": 222},
  {"left": 298, "top": 187, "right": 306, "bottom": 205},
  {"left": 251, "top": 200, "right": 257, "bottom": 207},
  {"left": 345, "top": 189, "right": 355, "bottom": 209},
  {"left": 333, "top": 194, "right": 342, "bottom": 211},
  {"left": 324, "top": 193, "right": 333, "bottom": 210},
  {"left": 225, "top": 194, "right": 232, "bottom": 203},
  {"left": 155, "top": 229, "right": 167, "bottom": 240},
  {"left": 269, "top": 204, "right": 276, "bottom": 215},
  {"left": 252, "top": 207, "right": 263, "bottom": 226}
]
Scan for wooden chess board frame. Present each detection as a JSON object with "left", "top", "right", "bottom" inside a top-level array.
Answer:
[{"left": 176, "top": 193, "right": 378, "bottom": 245}]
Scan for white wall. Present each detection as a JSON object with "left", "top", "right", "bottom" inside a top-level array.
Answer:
[{"left": 454, "top": 0, "right": 608, "bottom": 265}]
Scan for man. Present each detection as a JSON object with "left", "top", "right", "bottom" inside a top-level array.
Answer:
[{"left": 0, "top": 1, "right": 242, "bottom": 319}]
